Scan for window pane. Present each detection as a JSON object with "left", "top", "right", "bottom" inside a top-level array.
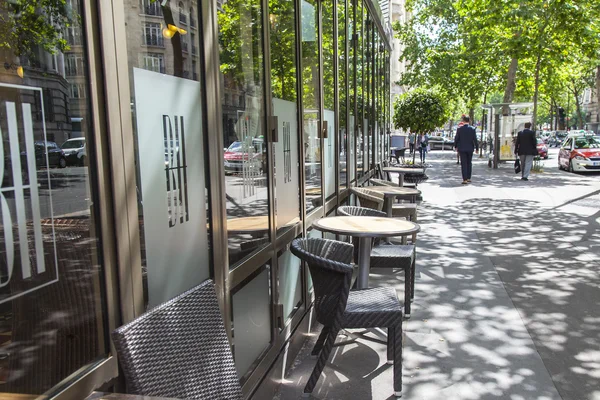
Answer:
[
  {"left": 124, "top": 0, "right": 209, "bottom": 307},
  {"left": 338, "top": 0, "right": 347, "bottom": 191},
  {"left": 0, "top": 0, "right": 107, "bottom": 393},
  {"left": 218, "top": 0, "right": 270, "bottom": 266},
  {"left": 270, "top": 0, "right": 301, "bottom": 233},
  {"left": 302, "top": 0, "right": 321, "bottom": 213},
  {"left": 322, "top": 0, "right": 335, "bottom": 200}
]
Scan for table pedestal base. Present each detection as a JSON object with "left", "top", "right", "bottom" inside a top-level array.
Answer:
[{"left": 357, "top": 237, "right": 372, "bottom": 289}]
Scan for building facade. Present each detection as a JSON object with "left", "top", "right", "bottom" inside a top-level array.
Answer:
[{"left": 0, "top": 0, "right": 392, "bottom": 398}]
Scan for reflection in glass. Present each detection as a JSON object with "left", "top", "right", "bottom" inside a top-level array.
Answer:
[
  {"left": 302, "top": 0, "right": 321, "bottom": 213},
  {"left": 218, "top": 0, "right": 270, "bottom": 265},
  {"left": 0, "top": 0, "right": 106, "bottom": 393},
  {"left": 348, "top": 0, "right": 355, "bottom": 183},
  {"left": 125, "top": 0, "right": 209, "bottom": 307},
  {"left": 322, "top": 0, "right": 335, "bottom": 200},
  {"left": 232, "top": 266, "right": 271, "bottom": 379},
  {"left": 356, "top": 2, "right": 364, "bottom": 177},
  {"left": 270, "top": 0, "right": 301, "bottom": 233},
  {"left": 338, "top": 0, "right": 348, "bottom": 191}
]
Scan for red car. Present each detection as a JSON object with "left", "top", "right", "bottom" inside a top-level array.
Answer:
[
  {"left": 558, "top": 134, "right": 600, "bottom": 172},
  {"left": 536, "top": 138, "right": 548, "bottom": 159},
  {"left": 223, "top": 140, "right": 265, "bottom": 173}
]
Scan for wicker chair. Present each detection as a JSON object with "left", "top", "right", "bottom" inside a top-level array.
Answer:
[
  {"left": 290, "top": 238, "right": 404, "bottom": 398},
  {"left": 351, "top": 187, "right": 384, "bottom": 210},
  {"left": 111, "top": 280, "right": 242, "bottom": 399},
  {"left": 355, "top": 186, "right": 418, "bottom": 242},
  {"left": 337, "top": 206, "right": 416, "bottom": 317},
  {"left": 370, "top": 177, "right": 417, "bottom": 189}
]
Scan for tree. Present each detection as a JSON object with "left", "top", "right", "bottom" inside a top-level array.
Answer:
[{"left": 393, "top": 88, "right": 447, "bottom": 164}]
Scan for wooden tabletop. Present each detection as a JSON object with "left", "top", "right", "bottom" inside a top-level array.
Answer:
[
  {"left": 227, "top": 216, "right": 269, "bottom": 233},
  {"left": 312, "top": 216, "right": 420, "bottom": 238},
  {"left": 226, "top": 216, "right": 300, "bottom": 233},
  {"left": 364, "top": 186, "right": 420, "bottom": 197},
  {"left": 382, "top": 167, "right": 425, "bottom": 174}
]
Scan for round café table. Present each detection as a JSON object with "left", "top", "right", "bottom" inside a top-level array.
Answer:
[
  {"left": 312, "top": 216, "right": 420, "bottom": 289},
  {"left": 382, "top": 166, "right": 425, "bottom": 187},
  {"left": 364, "top": 186, "right": 421, "bottom": 217}
]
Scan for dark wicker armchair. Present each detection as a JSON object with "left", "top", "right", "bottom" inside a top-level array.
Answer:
[
  {"left": 111, "top": 280, "right": 242, "bottom": 399},
  {"left": 337, "top": 206, "right": 416, "bottom": 317},
  {"left": 291, "top": 238, "right": 404, "bottom": 398}
]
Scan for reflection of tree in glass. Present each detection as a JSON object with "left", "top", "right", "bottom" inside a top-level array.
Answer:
[
  {"left": 0, "top": 0, "right": 74, "bottom": 59},
  {"left": 218, "top": 0, "right": 263, "bottom": 87},
  {"left": 269, "top": 0, "right": 296, "bottom": 101},
  {"left": 322, "top": 0, "right": 334, "bottom": 110}
]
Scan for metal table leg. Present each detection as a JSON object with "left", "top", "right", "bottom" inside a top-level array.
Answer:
[
  {"left": 398, "top": 173, "right": 404, "bottom": 187},
  {"left": 356, "top": 236, "right": 372, "bottom": 289}
]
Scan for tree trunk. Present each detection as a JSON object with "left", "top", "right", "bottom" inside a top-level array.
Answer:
[
  {"left": 572, "top": 80, "right": 585, "bottom": 129},
  {"left": 596, "top": 66, "right": 600, "bottom": 126},
  {"left": 532, "top": 54, "right": 542, "bottom": 129},
  {"left": 502, "top": 58, "right": 519, "bottom": 115}
]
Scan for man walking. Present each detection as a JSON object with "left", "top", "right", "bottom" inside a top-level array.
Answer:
[
  {"left": 408, "top": 132, "right": 415, "bottom": 154},
  {"left": 515, "top": 122, "right": 538, "bottom": 181},
  {"left": 454, "top": 115, "right": 479, "bottom": 184}
]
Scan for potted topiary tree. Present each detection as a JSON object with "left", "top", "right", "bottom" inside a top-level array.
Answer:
[{"left": 393, "top": 88, "right": 448, "bottom": 167}]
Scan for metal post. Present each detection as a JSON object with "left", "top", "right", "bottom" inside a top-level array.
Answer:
[
  {"left": 356, "top": 236, "right": 372, "bottom": 289},
  {"left": 493, "top": 113, "right": 500, "bottom": 169}
]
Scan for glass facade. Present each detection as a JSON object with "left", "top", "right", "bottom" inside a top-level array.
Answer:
[{"left": 0, "top": 0, "right": 391, "bottom": 397}]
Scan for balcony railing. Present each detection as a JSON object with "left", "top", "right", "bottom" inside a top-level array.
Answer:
[
  {"left": 144, "top": 34, "right": 164, "bottom": 47},
  {"left": 191, "top": 45, "right": 197, "bottom": 55},
  {"left": 182, "top": 42, "right": 189, "bottom": 53},
  {"left": 190, "top": 18, "right": 196, "bottom": 29},
  {"left": 179, "top": 13, "right": 187, "bottom": 25},
  {"left": 144, "top": 4, "right": 162, "bottom": 16}
]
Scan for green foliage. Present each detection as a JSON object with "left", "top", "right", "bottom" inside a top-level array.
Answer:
[
  {"left": 393, "top": 88, "right": 447, "bottom": 135},
  {"left": 395, "top": 0, "right": 600, "bottom": 127},
  {"left": 0, "top": 0, "right": 74, "bottom": 57}
]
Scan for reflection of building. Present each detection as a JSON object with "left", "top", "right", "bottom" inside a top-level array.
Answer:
[
  {"left": 124, "top": 0, "right": 200, "bottom": 80},
  {"left": 1, "top": 50, "right": 72, "bottom": 145},
  {"left": 583, "top": 83, "right": 599, "bottom": 133}
]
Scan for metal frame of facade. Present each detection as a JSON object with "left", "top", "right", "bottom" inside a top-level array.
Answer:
[{"left": 0, "top": 0, "right": 393, "bottom": 398}]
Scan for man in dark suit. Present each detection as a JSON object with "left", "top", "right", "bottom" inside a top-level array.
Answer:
[
  {"left": 454, "top": 115, "right": 479, "bottom": 184},
  {"left": 514, "top": 122, "right": 538, "bottom": 181}
]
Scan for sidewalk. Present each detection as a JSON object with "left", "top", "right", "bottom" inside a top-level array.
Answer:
[{"left": 275, "top": 150, "right": 600, "bottom": 400}]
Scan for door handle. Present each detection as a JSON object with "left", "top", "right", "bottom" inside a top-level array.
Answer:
[
  {"left": 322, "top": 121, "right": 328, "bottom": 139},
  {"left": 270, "top": 116, "right": 278, "bottom": 142}
]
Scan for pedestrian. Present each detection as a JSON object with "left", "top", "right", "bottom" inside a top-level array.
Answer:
[
  {"left": 408, "top": 132, "right": 415, "bottom": 154},
  {"left": 514, "top": 122, "right": 538, "bottom": 181},
  {"left": 454, "top": 115, "right": 479, "bottom": 184},
  {"left": 416, "top": 133, "right": 429, "bottom": 164}
]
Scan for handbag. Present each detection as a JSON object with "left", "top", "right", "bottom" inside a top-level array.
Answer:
[{"left": 514, "top": 157, "right": 521, "bottom": 174}]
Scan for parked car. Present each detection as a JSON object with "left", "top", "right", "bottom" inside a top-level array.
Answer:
[
  {"left": 223, "top": 139, "right": 265, "bottom": 173},
  {"left": 21, "top": 141, "right": 67, "bottom": 169},
  {"left": 61, "top": 138, "right": 86, "bottom": 166},
  {"left": 428, "top": 135, "right": 454, "bottom": 150},
  {"left": 558, "top": 133, "right": 600, "bottom": 172},
  {"left": 536, "top": 138, "right": 548, "bottom": 159}
]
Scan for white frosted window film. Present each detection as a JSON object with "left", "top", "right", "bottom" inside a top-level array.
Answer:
[
  {"left": 233, "top": 268, "right": 271, "bottom": 376},
  {"left": 278, "top": 249, "right": 302, "bottom": 321},
  {"left": 273, "top": 99, "right": 300, "bottom": 229},
  {"left": 133, "top": 68, "right": 209, "bottom": 307},
  {"left": 323, "top": 109, "right": 335, "bottom": 199}
]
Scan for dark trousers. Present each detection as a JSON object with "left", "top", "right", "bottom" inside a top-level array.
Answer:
[
  {"left": 459, "top": 151, "right": 473, "bottom": 180},
  {"left": 409, "top": 143, "right": 414, "bottom": 153}
]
